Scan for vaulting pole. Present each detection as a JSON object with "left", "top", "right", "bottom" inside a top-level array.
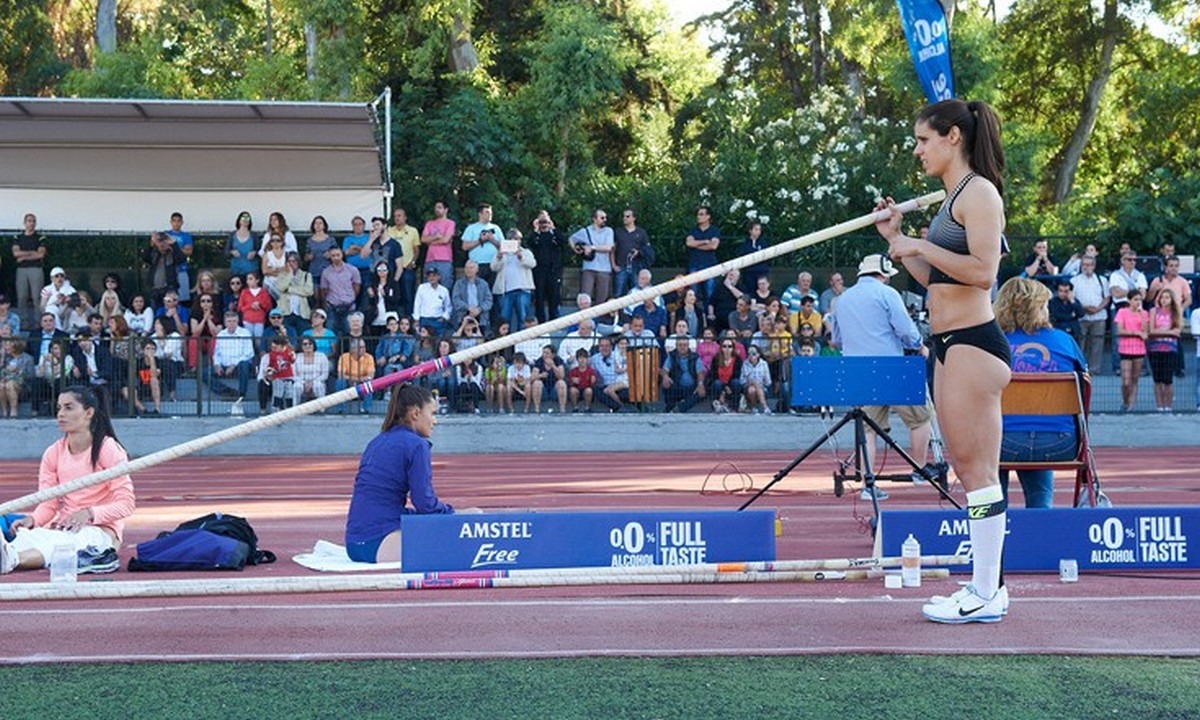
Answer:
[
  {"left": 0, "top": 191, "right": 944, "bottom": 515},
  {"left": 0, "top": 566, "right": 953, "bottom": 602}
]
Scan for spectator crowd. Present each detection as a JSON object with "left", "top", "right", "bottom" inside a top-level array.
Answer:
[
  {"left": 1023, "top": 239, "right": 1196, "bottom": 412},
  {"left": 4, "top": 208, "right": 1195, "bottom": 417}
]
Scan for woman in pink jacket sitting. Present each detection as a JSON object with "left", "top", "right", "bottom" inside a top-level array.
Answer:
[{"left": 1, "top": 385, "right": 135, "bottom": 575}]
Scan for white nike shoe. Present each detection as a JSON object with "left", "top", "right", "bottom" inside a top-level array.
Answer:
[
  {"left": 922, "top": 584, "right": 1006, "bottom": 624},
  {"left": 928, "top": 584, "right": 1010, "bottom": 615}
]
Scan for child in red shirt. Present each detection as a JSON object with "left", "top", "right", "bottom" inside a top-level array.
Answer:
[
  {"left": 567, "top": 349, "right": 599, "bottom": 412},
  {"left": 265, "top": 335, "right": 296, "bottom": 411}
]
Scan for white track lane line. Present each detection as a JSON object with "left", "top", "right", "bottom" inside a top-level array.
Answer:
[
  {"left": 2, "top": 593, "right": 1198, "bottom": 616},
  {"left": 8, "top": 644, "right": 1199, "bottom": 665}
]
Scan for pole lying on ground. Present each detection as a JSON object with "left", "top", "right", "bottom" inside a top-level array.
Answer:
[
  {"left": 0, "top": 191, "right": 944, "bottom": 515},
  {"left": 415, "top": 553, "right": 967, "bottom": 578},
  {"left": 0, "top": 566, "right": 953, "bottom": 602}
]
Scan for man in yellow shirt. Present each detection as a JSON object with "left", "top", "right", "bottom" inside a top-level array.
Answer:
[
  {"left": 789, "top": 295, "right": 823, "bottom": 337},
  {"left": 388, "top": 207, "right": 421, "bottom": 317},
  {"left": 336, "top": 338, "right": 377, "bottom": 414}
]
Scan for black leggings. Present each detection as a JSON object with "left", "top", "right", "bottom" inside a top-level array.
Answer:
[
  {"left": 932, "top": 319, "right": 1011, "bottom": 366},
  {"left": 1148, "top": 351, "right": 1177, "bottom": 385}
]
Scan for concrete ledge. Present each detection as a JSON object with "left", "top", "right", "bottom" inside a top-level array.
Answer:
[{"left": 0, "top": 412, "right": 1195, "bottom": 461}]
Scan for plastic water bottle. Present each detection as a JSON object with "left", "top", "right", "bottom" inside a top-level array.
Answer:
[
  {"left": 900, "top": 534, "right": 921, "bottom": 588},
  {"left": 49, "top": 544, "right": 77, "bottom": 583}
]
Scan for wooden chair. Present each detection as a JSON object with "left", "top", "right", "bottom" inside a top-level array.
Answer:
[{"left": 999, "top": 372, "right": 1103, "bottom": 507}]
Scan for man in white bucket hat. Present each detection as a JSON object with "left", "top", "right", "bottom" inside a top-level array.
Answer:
[{"left": 830, "top": 253, "right": 934, "bottom": 501}]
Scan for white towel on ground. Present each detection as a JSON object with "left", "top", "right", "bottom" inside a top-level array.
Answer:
[{"left": 292, "top": 539, "right": 401, "bottom": 572}]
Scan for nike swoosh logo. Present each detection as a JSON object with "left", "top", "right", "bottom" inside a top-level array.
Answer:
[
  {"left": 942, "top": 334, "right": 954, "bottom": 343},
  {"left": 959, "top": 605, "right": 984, "bottom": 617}
]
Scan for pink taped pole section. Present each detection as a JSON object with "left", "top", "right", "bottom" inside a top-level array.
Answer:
[
  {"left": 0, "top": 191, "right": 944, "bottom": 516},
  {"left": 0, "top": 567, "right": 952, "bottom": 601}
]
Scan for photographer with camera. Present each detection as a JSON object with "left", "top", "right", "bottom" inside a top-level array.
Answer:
[
  {"left": 140, "top": 232, "right": 187, "bottom": 309},
  {"left": 1022, "top": 239, "right": 1059, "bottom": 278},
  {"left": 490, "top": 229, "right": 538, "bottom": 331},
  {"left": 569, "top": 210, "right": 614, "bottom": 305},
  {"left": 528, "top": 210, "right": 566, "bottom": 323}
]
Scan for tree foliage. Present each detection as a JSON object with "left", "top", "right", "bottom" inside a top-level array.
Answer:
[{"left": 0, "top": 0, "right": 66, "bottom": 94}]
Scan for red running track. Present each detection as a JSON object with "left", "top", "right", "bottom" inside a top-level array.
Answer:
[{"left": 1, "top": 449, "right": 1198, "bottom": 664}]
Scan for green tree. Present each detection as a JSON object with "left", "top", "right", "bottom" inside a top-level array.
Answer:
[
  {"left": 519, "top": 2, "right": 630, "bottom": 199},
  {"left": 0, "top": 0, "right": 67, "bottom": 94},
  {"left": 283, "top": 0, "right": 369, "bottom": 99}
]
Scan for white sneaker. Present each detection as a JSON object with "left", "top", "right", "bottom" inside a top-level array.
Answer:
[
  {"left": 860, "top": 486, "right": 889, "bottom": 501},
  {"left": 922, "top": 584, "right": 1006, "bottom": 624},
  {"left": 230, "top": 397, "right": 244, "bottom": 417},
  {"left": 928, "top": 584, "right": 1010, "bottom": 615},
  {"left": 1, "top": 535, "right": 17, "bottom": 574}
]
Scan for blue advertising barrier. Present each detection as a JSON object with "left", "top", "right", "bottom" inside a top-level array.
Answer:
[
  {"left": 401, "top": 510, "right": 776, "bottom": 572},
  {"left": 877, "top": 506, "right": 1199, "bottom": 573},
  {"left": 791, "top": 355, "right": 927, "bottom": 407}
]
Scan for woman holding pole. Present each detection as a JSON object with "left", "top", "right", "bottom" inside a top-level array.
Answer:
[{"left": 874, "top": 99, "right": 1012, "bottom": 623}]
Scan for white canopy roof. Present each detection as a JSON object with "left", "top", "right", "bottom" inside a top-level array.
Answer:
[{"left": 0, "top": 97, "right": 388, "bottom": 234}]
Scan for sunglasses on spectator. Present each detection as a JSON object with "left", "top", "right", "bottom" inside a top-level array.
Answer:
[
  {"left": 200, "top": 299, "right": 212, "bottom": 303},
  {"left": 722, "top": 343, "right": 734, "bottom": 349}
]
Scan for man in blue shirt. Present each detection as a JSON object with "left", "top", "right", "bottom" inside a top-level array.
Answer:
[
  {"left": 165, "top": 212, "right": 194, "bottom": 302},
  {"left": 461, "top": 203, "right": 504, "bottom": 287},
  {"left": 631, "top": 297, "right": 668, "bottom": 340},
  {"left": 342, "top": 216, "right": 373, "bottom": 287},
  {"left": 684, "top": 206, "right": 720, "bottom": 304},
  {"left": 830, "top": 254, "right": 933, "bottom": 500}
]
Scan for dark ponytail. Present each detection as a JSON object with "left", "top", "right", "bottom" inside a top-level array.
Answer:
[
  {"left": 381, "top": 382, "right": 434, "bottom": 432},
  {"left": 917, "top": 99, "right": 1006, "bottom": 197},
  {"left": 61, "top": 385, "right": 123, "bottom": 470}
]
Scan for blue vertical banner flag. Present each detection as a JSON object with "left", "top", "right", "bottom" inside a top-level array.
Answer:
[{"left": 896, "top": 0, "right": 955, "bottom": 102}]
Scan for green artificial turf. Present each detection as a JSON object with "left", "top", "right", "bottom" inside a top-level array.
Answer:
[{"left": 5, "top": 656, "right": 1199, "bottom": 719}]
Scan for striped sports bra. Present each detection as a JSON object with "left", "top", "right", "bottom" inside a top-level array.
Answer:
[
  {"left": 925, "top": 174, "right": 974, "bottom": 286},
  {"left": 925, "top": 173, "right": 1009, "bottom": 286}
]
